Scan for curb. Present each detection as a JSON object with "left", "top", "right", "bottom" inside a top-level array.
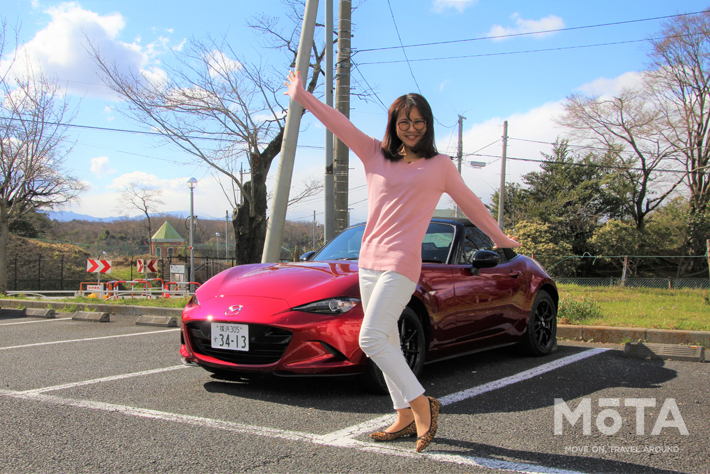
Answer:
[
  {"left": 558, "top": 324, "right": 710, "bottom": 347},
  {"left": 2, "top": 299, "right": 708, "bottom": 347}
]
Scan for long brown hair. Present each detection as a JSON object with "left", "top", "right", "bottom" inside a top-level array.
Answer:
[{"left": 381, "top": 93, "right": 438, "bottom": 161}]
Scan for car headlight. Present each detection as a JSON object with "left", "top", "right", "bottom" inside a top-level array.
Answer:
[
  {"left": 187, "top": 294, "right": 200, "bottom": 308},
  {"left": 293, "top": 297, "right": 360, "bottom": 315}
]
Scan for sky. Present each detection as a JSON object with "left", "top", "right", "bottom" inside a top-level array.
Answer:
[{"left": 2, "top": 0, "right": 708, "bottom": 229}]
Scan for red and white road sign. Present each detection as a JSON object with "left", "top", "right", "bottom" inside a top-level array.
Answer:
[
  {"left": 86, "top": 259, "right": 111, "bottom": 274},
  {"left": 137, "top": 259, "right": 158, "bottom": 273}
]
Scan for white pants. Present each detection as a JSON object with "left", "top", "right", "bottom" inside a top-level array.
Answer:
[{"left": 359, "top": 268, "right": 425, "bottom": 409}]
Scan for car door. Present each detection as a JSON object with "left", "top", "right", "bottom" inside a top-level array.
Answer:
[{"left": 451, "top": 225, "right": 526, "bottom": 342}]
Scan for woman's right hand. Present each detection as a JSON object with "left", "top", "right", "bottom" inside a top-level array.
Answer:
[{"left": 284, "top": 70, "right": 303, "bottom": 97}]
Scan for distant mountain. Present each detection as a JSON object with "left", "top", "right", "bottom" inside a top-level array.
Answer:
[
  {"left": 48, "top": 211, "right": 121, "bottom": 222},
  {"left": 48, "top": 210, "right": 221, "bottom": 222}
]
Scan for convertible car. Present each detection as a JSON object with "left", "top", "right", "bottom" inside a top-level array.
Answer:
[{"left": 180, "top": 218, "right": 558, "bottom": 393}]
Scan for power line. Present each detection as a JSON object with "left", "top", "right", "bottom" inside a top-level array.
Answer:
[
  {"left": 386, "top": 0, "right": 422, "bottom": 94},
  {"left": 356, "top": 10, "right": 706, "bottom": 53},
  {"left": 470, "top": 153, "right": 690, "bottom": 174},
  {"left": 357, "top": 37, "right": 656, "bottom": 66}
]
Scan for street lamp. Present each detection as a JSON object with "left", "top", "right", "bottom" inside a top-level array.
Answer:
[
  {"left": 215, "top": 232, "right": 220, "bottom": 258},
  {"left": 187, "top": 177, "right": 197, "bottom": 292}
]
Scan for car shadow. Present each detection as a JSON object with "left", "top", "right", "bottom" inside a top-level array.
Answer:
[
  {"left": 418, "top": 343, "right": 678, "bottom": 416},
  {"left": 200, "top": 342, "right": 677, "bottom": 417}
]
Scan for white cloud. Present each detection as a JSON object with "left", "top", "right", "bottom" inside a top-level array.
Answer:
[
  {"left": 576, "top": 71, "right": 644, "bottom": 98},
  {"left": 204, "top": 49, "right": 242, "bottom": 79},
  {"left": 0, "top": 3, "right": 175, "bottom": 99},
  {"left": 173, "top": 38, "right": 187, "bottom": 52},
  {"left": 487, "top": 13, "right": 565, "bottom": 41},
  {"left": 90, "top": 156, "right": 116, "bottom": 177},
  {"left": 107, "top": 171, "right": 164, "bottom": 189},
  {"left": 432, "top": 0, "right": 478, "bottom": 13}
]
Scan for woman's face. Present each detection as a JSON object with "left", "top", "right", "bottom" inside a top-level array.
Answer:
[{"left": 395, "top": 106, "right": 426, "bottom": 152}]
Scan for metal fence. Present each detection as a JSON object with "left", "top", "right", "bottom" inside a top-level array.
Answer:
[
  {"left": 6, "top": 255, "right": 237, "bottom": 293},
  {"left": 555, "top": 277, "right": 710, "bottom": 290}
]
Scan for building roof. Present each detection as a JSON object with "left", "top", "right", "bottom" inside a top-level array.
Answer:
[{"left": 151, "top": 221, "right": 185, "bottom": 242}]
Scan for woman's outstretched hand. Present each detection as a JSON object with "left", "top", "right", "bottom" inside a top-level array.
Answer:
[
  {"left": 284, "top": 70, "right": 303, "bottom": 97},
  {"left": 494, "top": 234, "right": 521, "bottom": 249}
]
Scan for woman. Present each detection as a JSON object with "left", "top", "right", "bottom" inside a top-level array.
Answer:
[{"left": 284, "top": 70, "right": 520, "bottom": 453}]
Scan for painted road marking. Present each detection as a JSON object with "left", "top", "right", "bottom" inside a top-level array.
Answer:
[
  {"left": 0, "top": 328, "right": 180, "bottom": 351},
  {"left": 0, "top": 317, "right": 73, "bottom": 326},
  {"left": 18, "top": 365, "right": 189, "bottom": 395},
  {"left": 329, "top": 348, "right": 611, "bottom": 439},
  {"left": 0, "top": 348, "right": 607, "bottom": 473},
  {"left": 0, "top": 388, "right": 586, "bottom": 473}
]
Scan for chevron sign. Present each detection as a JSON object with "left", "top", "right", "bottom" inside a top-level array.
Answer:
[
  {"left": 136, "top": 259, "right": 158, "bottom": 273},
  {"left": 86, "top": 259, "right": 112, "bottom": 274}
]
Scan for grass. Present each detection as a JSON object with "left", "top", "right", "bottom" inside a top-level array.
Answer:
[
  {"left": 3, "top": 284, "right": 709, "bottom": 331},
  {"left": 1, "top": 294, "right": 190, "bottom": 309},
  {"left": 558, "top": 284, "right": 710, "bottom": 331}
]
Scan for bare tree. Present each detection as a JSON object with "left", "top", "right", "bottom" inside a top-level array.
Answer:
[
  {"left": 557, "top": 87, "right": 682, "bottom": 231},
  {"left": 90, "top": 9, "right": 325, "bottom": 265},
  {"left": 0, "top": 21, "right": 85, "bottom": 293},
  {"left": 646, "top": 10, "right": 710, "bottom": 267},
  {"left": 114, "top": 183, "right": 164, "bottom": 245}
]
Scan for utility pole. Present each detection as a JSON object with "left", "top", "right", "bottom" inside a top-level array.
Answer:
[
  {"left": 324, "top": 0, "right": 335, "bottom": 243},
  {"left": 497, "top": 120, "right": 508, "bottom": 230},
  {"left": 334, "top": 0, "right": 351, "bottom": 235},
  {"left": 261, "top": 0, "right": 319, "bottom": 263},
  {"left": 455, "top": 115, "right": 465, "bottom": 218},
  {"left": 313, "top": 211, "right": 316, "bottom": 250}
]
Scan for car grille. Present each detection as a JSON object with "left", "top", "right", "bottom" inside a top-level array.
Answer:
[{"left": 186, "top": 321, "right": 292, "bottom": 365}]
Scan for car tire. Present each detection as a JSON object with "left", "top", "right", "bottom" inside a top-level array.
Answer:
[
  {"left": 518, "top": 290, "right": 557, "bottom": 356},
  {"left": 362, "top": 307, "right": 427, "bottom": 394}
]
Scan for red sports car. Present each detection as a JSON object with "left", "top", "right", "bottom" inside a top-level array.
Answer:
[{"left": 180, "top": 218, "right": 558, "bottom": 393}]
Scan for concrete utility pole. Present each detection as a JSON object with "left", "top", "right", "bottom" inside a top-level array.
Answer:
[
  {"left": 497, "top": 120, "right": 508, "bottom": 230},
  {"left": 334, "top": 0, "right": 351, "bottom": 234},
  {"left": 455, "top": 115, "right": 465, "bottom": 218},
  {"left": 324, "top": 0, "right": 335, "bottom": 243},
  {"left": 261, "top": 0, "right": 319, "bottom": 263}
]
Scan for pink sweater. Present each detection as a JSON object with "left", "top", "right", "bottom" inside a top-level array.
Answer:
[{"left": 289, "top": 86, "right": 516, "bottom": 283}]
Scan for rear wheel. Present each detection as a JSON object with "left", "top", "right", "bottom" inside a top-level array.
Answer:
[
  {"left": 518, "top": 290, "right": 557, "bottom": 356},
  {"left": 362, "top": 307, "right": 427, "bottom": 394}
]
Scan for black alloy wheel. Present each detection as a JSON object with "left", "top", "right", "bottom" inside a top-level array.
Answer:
[
  {"left": 519, "top": 290, "right": 557, "bottom": 356},
  {"left": 362, "top": 307, "right": 427, "bottom": 394}
]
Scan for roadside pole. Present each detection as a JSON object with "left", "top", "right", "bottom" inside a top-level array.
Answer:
[
  {"left": 324, "top": 0, "right": 335, "bottom": 243},
  {"left": 497, "top": 120, "right": 508, "bottom": 230},
  {"left": 261, "top": 0, "right": 319, "bottom": 263}
]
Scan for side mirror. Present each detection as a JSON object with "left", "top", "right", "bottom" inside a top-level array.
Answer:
[
  {"left": 300, "top": 251, "right": 316, "bottom": 262},
  {"left": 471, "top": 249, "right": 501, "bottom": 269}
]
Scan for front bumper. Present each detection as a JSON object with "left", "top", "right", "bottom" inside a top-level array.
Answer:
[{"left": 180, "top": 302, "right": 366, "bottom": 376}]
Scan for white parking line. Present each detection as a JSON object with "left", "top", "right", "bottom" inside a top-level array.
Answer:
[
  {"left": 0, "top": 388, "right": 586, "bottom": 473},
  {"left": 328, "top": 348, "right": 610, "bottom": 440},
  {"left": 0, "top": 328, "right": 180, "bottom": 351},
  {"left": 0, "top": 348, "right": 606, "bottom": 473},
  {"left": 0, "top": 317, "right": 73, "bottom": 326},
  {"left": 18, "top": 365, "right": 189, "bottom": 395}
]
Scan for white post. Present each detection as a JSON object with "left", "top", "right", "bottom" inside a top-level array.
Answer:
[
  {"left": 497, "top": 120, "right": 508, "bottom": 230},
  {"left": 262, "top": 0, "right": 319, "bottom": 262}
]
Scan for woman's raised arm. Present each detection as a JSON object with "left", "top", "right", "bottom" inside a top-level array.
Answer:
[{"left": 284, "top": 70, "right": 379, "bottom": 162}]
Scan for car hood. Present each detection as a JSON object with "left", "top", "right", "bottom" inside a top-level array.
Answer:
[{"left": 196, "top": 260, "right": 360, "bottom": 308}]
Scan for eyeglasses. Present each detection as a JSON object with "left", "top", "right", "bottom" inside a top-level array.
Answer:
[{"left": 397, "top": 119, "right": 426, "bottom": 131}]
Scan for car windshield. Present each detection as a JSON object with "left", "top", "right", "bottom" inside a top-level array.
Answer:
[{"left": 312, "top": 222, "right": 455, "bottom": 263}]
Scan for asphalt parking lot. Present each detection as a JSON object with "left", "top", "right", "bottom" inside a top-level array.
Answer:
[{"left": 0, "top": 313, "right": 707, "bottom": 474}]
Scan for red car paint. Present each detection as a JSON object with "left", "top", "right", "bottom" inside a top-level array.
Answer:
[{"left": 180, "top": 219, "right": 558, "bottom": 377}]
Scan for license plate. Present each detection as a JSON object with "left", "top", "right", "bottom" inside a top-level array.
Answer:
[{"left": 211, "top": 323, "right": 249, "bottom": 351}]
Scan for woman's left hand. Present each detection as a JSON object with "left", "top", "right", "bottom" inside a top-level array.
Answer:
[{"left": 283, "top": 70, "right": 303, "bottom": 97}]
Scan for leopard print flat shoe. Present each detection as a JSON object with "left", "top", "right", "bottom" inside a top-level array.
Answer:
[
  {"left": 370, "top": 421, "right": 417, "bottom": 441},
  {"left": 415, "top": 396, "right": 441, "bottom": 453}
]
